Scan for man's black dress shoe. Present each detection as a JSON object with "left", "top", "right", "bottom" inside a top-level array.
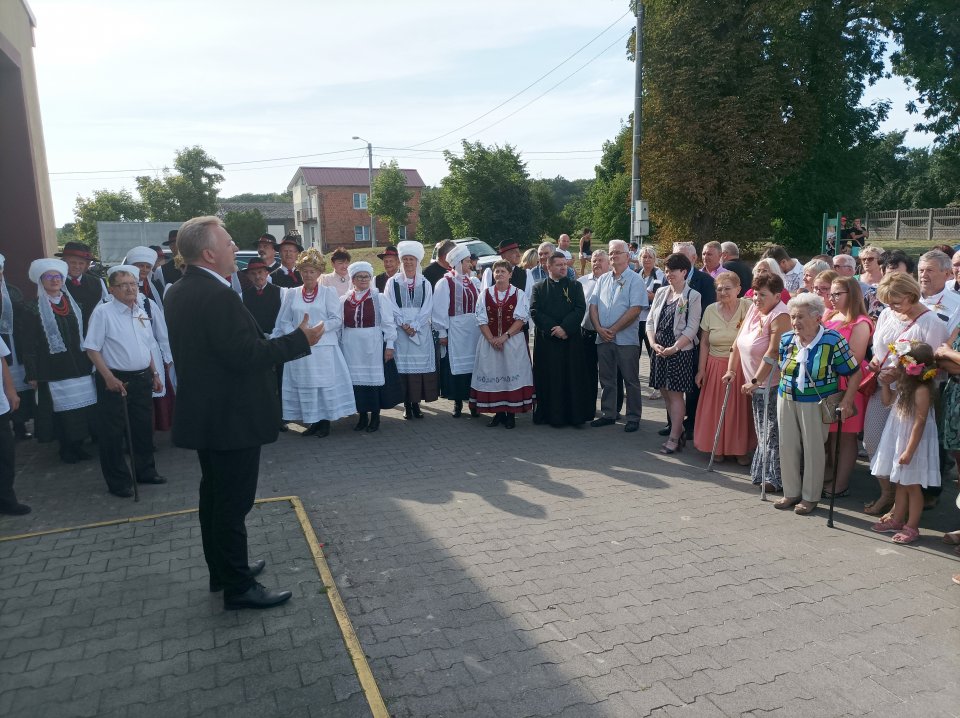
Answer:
[
  {"left": 137, "top": 474, "right": 167, "bottom": 484},
  {"left": 366, "top": 415, "right": 380, "bottom": 433},
  {"left": 411, "top": 403, "right": 424, "bottom": 418},
  {"left": 487, "top": 413, "right": 504, "bottom": 427},
  {"left": 223, "top": 582, "right": 291, "bottom": 610},
  {"left": 624, "top": 421, "right": 640, "bottom": 433},
  {"left": 210, "top": 559, "right": 265, "bottom": 592},
  {"left": 590, "top": 417, "right": 615, "bottom": 427},
  {"left": 469, "top": 405, "right": 479, "bottom": 418},
  {"left": 315, "top": 420, "right": 331, "bottom": 438},
  {"left": 109, "top": 487, "right": 134, "bottom": 498},
  {"left": 504, "top": 414, "right": 516, "bottom": 429},
  {"left": 657, "top": 425, "right": 671, "bottom": 436},
  {"left": 0, "top": 501, "right": 31, "bottom": 516},
  {"left": 354, "top": 413, "right": 369, "bottom": 431}
]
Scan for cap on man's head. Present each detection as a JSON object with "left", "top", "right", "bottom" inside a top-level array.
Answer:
[
  {"left": 377, "top": 244, "right": 399, "bottom": 260},
  {"left": 163, "top": 230, "right": 178, "bottom": 246},
  {"left": 496, "top": 240, "right": 519, "bottom": 255},
  {"left": 244, "top": 259, "right": 271, "bottom": 272},
  {"left": 279, "top": 235, "right": 303, "bottom": 252},
  {"left": 55, "top": 241, "right": 97, "bottom": 262}
]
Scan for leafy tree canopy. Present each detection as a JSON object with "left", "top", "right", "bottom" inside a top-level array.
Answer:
[
  {"left": 368, "top": 160, "right": 413, "bottom": 242},
  {"left": 135, "top": 146, "right": 224, "bottom": 221},
  {"left": 73, "top": 189, "right": 147, "bottom": 244},
  {"left": 221, "top": 191, "right": 292, "bottom": 203},
  {"left": 223, "top": 209, "right": 267, "bottom": 250}
]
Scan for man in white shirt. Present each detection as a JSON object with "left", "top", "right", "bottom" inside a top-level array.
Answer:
[
  {"left": 83, "top": 265, "right": 166, "bottom": 498},
  {"left": 766, "top": 245, "right": 804, "bottom": 294},
  {"left": 918, "top": 250, "right": 960, "bottom": 333},
  {"left": 557, "top": 234, "right": 574, "bottom": 271},
  {"left": 579, "top": 250, "right": 614, "bottom": 416}
]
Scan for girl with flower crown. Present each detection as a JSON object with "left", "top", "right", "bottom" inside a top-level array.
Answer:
[{"left": 870, "top": 341, "right": 940, "bottom": 544}]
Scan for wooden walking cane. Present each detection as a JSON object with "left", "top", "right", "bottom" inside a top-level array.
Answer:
[
  {"left": 706, "top": 381, "right": 732, "bottom": 472},
  {"left": 120, "top": 390, "right": 139, "bottom": 502},
  {"left": 827, "top": 406, "right": 843, "bottom": 528}
]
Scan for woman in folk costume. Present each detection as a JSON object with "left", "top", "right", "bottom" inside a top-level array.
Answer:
[
  {"left": 271, "top": 248, "right": 355, "bottom": 438},
  {"left": 384, "top": 241, "right": 439, "bottom": 419},
  {"left": 339, "top": 262, "right": 403, "bottom": 433},
  {"left": 22, "top": 259, "right": 96, "bottom": 463},
  {"left": 470, "top": 259, "right": 535, "bottom": 428},
  {"left": 432, "top": 243, "right": 482, "bottom": 418},
  {"left": 125, "top": 246, "right": 176, "bottom": 431}
]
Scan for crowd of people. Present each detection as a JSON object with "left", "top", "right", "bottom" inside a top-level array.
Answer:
[{"left": 1, "top": 225, "right": 959, "bottom": 587}]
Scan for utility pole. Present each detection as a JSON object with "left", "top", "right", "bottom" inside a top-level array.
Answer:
[
  {"left": 353, "top": 135, "right": 376, "bottom": 247},
  {"left": 631, "top": 2, "right": 648, "bottom": 243}
]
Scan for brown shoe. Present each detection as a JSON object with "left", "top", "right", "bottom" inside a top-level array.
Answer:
[
  {"left": 794, "top": 501, "right": 818, "bottom": 515},
  {"left": 774, "top": 497, "right": 801, "bottom": 510}
]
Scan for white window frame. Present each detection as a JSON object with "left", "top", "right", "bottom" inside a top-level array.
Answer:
[
  {"left": 353, "top": 192, "right": 368, "bottom": 210},
  {"left": 397, "top": 226, "right": 407, "bottom": 241},
  {"left": 354, "top": 225, "right": 370, "bottom": 243}
]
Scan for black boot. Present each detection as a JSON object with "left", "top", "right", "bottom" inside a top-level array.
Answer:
[
  {"left": 453, "top": 400, "right": 463, "bottom": 418},
  {"left": 411, "top": 403, "right": 424, "bottom": 418},
  {"left": 504, "top": 414, "right": 516, "bottom": 429},
  {"left": 354, "top": 412, "right": 369, "bottom": 431},
  {"left": 12, "top": 422, "right": 32, "bottom": 440},
  {"left": 315, "top": 420, "right": 331, "bottom": 438},
  {"left": 469, "top": 404, "right": 479, "bottom": 418},
  {"left": 303, "top": 422, "right": 320, "bottom": 437},
  {"left": 403, "top": 403, "right": 413, "bottom": 420},
  {"left": 487, "top": 412, "right": 504, "bottom": 428},
  {"left": 366, "top": 411, "right": 381, "bottom": 433}
]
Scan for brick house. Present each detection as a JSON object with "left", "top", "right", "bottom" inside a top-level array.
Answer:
[{"left": 287, "top": 167, "right": 425, "bottom": 250}]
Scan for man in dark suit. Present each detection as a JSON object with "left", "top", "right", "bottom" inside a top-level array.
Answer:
[
  {"left": 423, "top": 239, "right": 455, "bottom": 286},
  {"left": 720, "top": 242, "right": 753, "bottom": 297},
  {"left": 57, "top": 241, "right": 108, "bottom": 334},
  {"left": 164, "top": 216, "right": 324, "bottom": 610},
  {"left": 160, "top": 230, "right": 183, "bottom": 287}
]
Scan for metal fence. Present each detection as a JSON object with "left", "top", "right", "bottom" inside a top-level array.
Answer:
[{"left": 865, "top": 208, "right": 960, "bottom": 244}]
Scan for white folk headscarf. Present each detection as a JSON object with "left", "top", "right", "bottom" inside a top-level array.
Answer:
[
  {"left": 396, "top": 242, "right": 426, "bottom": 310},
  {"left": 28, "top": 258, "right": 83, "bottom": 355}
]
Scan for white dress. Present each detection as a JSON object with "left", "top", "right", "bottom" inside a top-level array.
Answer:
[
  {"left": 870, "top": 405, "right": 941, "bottom": 488},
  {"left": 339, "top": 290, "right": 396, "bottom": 386},
  {"left": 432, "top": 274, "right": 482, "bottom": 375},
  {"left": 384, "top": 273, "right": 435, "bottom": 375},
  {"left": 272, "top": 285, "right": 356, "bottom": 422}
]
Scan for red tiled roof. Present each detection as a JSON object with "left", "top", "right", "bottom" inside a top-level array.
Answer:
[{"left": 298, "top": 167, "right": 425, "bottom": 188}]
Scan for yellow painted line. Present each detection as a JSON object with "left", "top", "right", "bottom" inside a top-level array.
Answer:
[
  {"left": 289, "top": 495, "right": 389, "bottom": 718},
  {"left": 0, "top": 495, "right": 388, "bottom": 717}
]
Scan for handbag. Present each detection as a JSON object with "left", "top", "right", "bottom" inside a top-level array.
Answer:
[{"left": 809, "top": 369, "right": 858, "bottom": 425}]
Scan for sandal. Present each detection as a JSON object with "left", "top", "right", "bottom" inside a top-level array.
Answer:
[
  {"left": 871, "top": 518, "right": 905, "bottom": 533},
  {"left": 941, "top": 531, "right": 960, "bottom": 546},
  {"left": 864, "top": 495, "right": 895, "bottom": 516},
  {"left": 952, "top": 574, "right": 960, "bottom": 586},
  {"left": 891, "top": 526, "right": 920, "bottom": 544},
  {"left": 822, "top": 488, "right": 850, "bottom": 499},
  {"left": 660, "top": 438, "right": 681, "bottom": 455},
  {"left": 794, "top": 501, "right": 818, "bottom": 515},
  {"left": 762, "top": 482, "right": 781, "bottom": 494},
  {"left": 774, "top": 497, "right": 801, "bottom": 510}
]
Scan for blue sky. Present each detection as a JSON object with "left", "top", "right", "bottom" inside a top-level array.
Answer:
[{"left": 31, "top": 0, "right": 927, "bottom": 226}]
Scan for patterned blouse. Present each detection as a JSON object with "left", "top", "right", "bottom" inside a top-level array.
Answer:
[{"left": 777, "top": 328, "right": 860, "bottom": 402}]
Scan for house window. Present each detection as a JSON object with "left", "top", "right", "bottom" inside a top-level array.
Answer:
[
  {"left": 397, "top": 226, "right": 407, "bottom": 241},
  {"left": 353, "top": 193, "right": 368, "bottom": 210},
  {"left": 354, "top": 225, "right": 370, "bottom": 242}
]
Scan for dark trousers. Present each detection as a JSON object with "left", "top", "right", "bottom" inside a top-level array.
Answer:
[
  {"left": 0, "top": 411, "right": 17, "bottom": 506},
  {"left": 582, "top": 330, "right": 624, "bottom": 417},
  {"left": 197, "top": 446, "right": 261, "bottom": 595},
  {"left": 95, "top": 369, "right": 157, "bottom": 493}
]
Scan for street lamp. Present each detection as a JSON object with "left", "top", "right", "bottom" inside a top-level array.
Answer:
[{"left": 352, "top": 136, "right": 376, "bottom": 248}]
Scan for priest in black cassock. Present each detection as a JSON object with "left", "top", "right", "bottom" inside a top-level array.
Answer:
[
  {"left": 241, "top": 259, "right": 286, "bottom": 431},
  {"left": 57, "top": 241, "right": 108, "bottom": 334},
  {"left": 529, "top": 252, "right": 593, "bottom": 427}
]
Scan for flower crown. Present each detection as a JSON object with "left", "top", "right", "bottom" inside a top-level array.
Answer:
[{"left": 888, "top": 339, "right": 937, "bottom": 382}]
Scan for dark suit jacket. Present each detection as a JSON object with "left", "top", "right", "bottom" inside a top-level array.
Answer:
[
  {"left": 722, "top": 259, "right": 753, "bottom": 297},
  {"left": 688, "top": 268, "right": 716, "bottom": 307},
  {"left": 422, "top": 262, "right": 447, "bottom": 287},
  {"left": 163, "top": 266, "right": 310, "bottom": 451},
  {"left": 242, "top": 283, "right": 282, "bottom": 336},
  {"left": 160, "top": 262, "right": 183, "bottom": 286},
  {"left": 271, "top": 266, "right": 302, "bottom": 288}
]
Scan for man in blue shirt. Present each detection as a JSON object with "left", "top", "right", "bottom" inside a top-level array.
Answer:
[
  {"left": 588, "top": 239, "right": 648, "bottom": 432},
  {"left": 531, "top": 241, "right": 576, "bottom": 282}
]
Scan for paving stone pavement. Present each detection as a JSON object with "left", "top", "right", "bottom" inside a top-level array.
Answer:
[{"left": 2, "top": 388, "right": 960, "bottom": 717}]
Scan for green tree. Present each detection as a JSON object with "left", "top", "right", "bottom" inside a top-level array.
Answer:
[
  {"left": 56, "top": 223, "right": 77, "bottom": 247},
  {"left": 416, "top": 186, "right": 452, "bottom": 245},
  {"left": 440, "top": 141, "right": 536, "bottom": 245},
  {"left": 73, "top": 189, "right": 147, "bottom": 244},
  {"left": 528, "top": 179, "right": 557, "bottom": 239},
  {"left": 588, "top": 173, "right": 631, "bottom": 242},
  {"left": 221, "top": 191, "right": 292, "bottom": 203},
  {"left": 223, "top": 209, "right": 267, "bottom": 250},
  {"left": 368, "top": 160, "right": 413, "bottom": 242},
  {"left": 135, "top": 146, "right": 224, "bottom": 221}
]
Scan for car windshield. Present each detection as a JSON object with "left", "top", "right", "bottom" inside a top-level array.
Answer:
[{"left": 464, "top": 240, "right": 495, "bottom": 257}]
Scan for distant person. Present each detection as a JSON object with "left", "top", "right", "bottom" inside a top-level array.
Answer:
[
  {"left": 423, "top": 239, "right": 455, "bottom": 286},
  {"left": 578, "top": 228, "right": 593, "bottom": 275},
  {"left": 270, "top": 235, "right": 303, "bottom": 288},
  {"left": 764, "top": 245, "right": 804, "bottom": 294},
  {"left": 702, "top": 241, "right": 724, "bottom": 278},
  {"left": 322, "top": 248, "right": 352, "bottom": 297},
  {"left": 160, "top": 230, "right": 184, "bottom": 286},
  {"left": 56, "top": 241, "right": 108, "bottom": 334},
  {"left": 0, "top": 255, "right": 35, "bottom": 440},
  {"left": 257, "top": 234, "right": 281, "bottom": 273},
  {"left": 720, "top": 242, "right": 753, "bottom": 296},
  {"left": 374, "top": 245, "right": 400, "bottom": 292},
  {"left": 557, "top": 234, "right": 574, "bottom": 271}
]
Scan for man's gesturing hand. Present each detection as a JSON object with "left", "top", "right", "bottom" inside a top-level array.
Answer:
[{"left": 299, "top": 314, "right": 326, "bottom": 345}]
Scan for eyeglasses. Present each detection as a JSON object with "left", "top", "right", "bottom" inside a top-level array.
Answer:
[
  {"left": 862, "top": 257, "right": 877, "bottom": 263},
  {"left": 814, "top": 287, "right": 831, "bottom": 294},
  {"left": 829, "top": 291, "right": 848, "bottom": 299},
  {"left": 609, "top": 250, "right": 627, "bottom": 256},
  {"left": 40, "top": 273, "right": 63, "bottom": 282}
]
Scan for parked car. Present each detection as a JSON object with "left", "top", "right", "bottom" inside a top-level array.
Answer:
[
  {"left": 430, "top": 238, "right": 499, "bottom": 272},
  {"left": 234, "top": 250, "right": 261, "bottom": 270}
]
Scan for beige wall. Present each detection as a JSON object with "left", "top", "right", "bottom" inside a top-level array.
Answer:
[{"left": 0, "top": 0, "right": 57, "bottom": 259}]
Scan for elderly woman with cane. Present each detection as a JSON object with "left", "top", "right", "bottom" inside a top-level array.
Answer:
[
  {"left": 694, "top": 271, "right": 754, "bottom": 464},
  {"left": 725, "top": 274, "right": 790, "bottom": 492},
  {"left": 774, "top": 294, "right": 861, "bottom": 515}
]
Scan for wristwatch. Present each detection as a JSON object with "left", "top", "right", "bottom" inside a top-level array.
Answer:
[{"left": 751, "top": 377, "right": 759, "bottom": 385}]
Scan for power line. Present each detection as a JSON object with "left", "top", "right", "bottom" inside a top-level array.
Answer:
[{"left": 398, "top": 10, "right": 631, "bottom": 149}]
